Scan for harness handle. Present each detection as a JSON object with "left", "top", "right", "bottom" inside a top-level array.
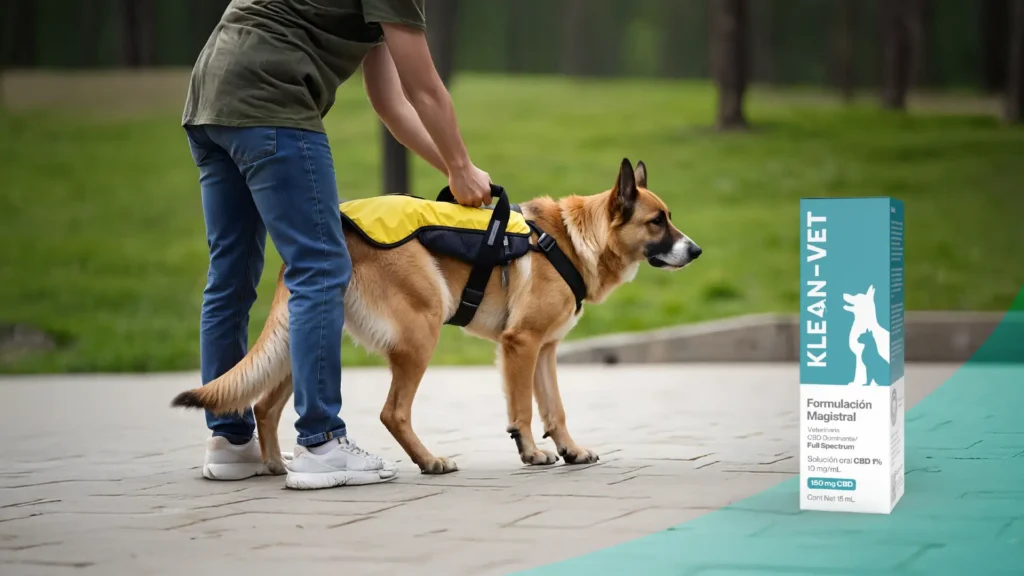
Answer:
[
  {"left": 437, "top": 183, "right": 512, "bottom": 328},
  {"left": 435, "top": 184, "right": 507, "bottom": 207}
]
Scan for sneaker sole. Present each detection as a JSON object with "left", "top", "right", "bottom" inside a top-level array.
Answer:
[
  {"left": 202, "top": 462, "right": 266, "bottom": 481},
  {"left": 284, "top": 468, "right": 398, "bottom": 490}
]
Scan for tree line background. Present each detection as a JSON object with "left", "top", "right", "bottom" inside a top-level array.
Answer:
[
  {"left": 3, "top": 0, "right": 1022, "bottom": 191},
  {"left": 2, "top": 0, "right": 1017, "bottom": 90}
]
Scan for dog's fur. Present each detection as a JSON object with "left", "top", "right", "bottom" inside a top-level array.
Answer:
[{"left": 171, "top": 159, "right": 702, "bottom": 475}]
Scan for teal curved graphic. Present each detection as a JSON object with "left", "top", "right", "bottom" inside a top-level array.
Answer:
[{"left": 517, "top": 289, "right": 1024, "bottom": 576}]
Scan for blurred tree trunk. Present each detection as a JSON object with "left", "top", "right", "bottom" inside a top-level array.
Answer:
[
  {"left": 382, "top": 0, "right": 458, "bottom": 195},
  {"left": 983, "top": 0, "right": 1011, "bottom": 93},
  {"left": 907, "top": 0, "right": 928, "bottom": 89},
  {"left": 659, "top": 0, "right": 687, "bottom": 78},
  {"left": 4, "top": 0, "right": 36, "bottom": 67},
  {"left": 561, "top": 0, "right": 586, "bottom": 76},
  {"left": 0, "top": 1, "right": 10, "bottom": 107},
  {"left": 119, "top": 0, "right": 156, "bottom": 67},
  {"left": 588, "top": 2, "right": 628, "bottom": 77},
  {"left": 751, "top": 0, "right": 777, "bottom": 85},
  {"left": 381, "top": 132, "right": 410, "bottom": 195},
  {"left": 504, "top": 0, "right": 523, "bottom": 73},
  {"left": 428, "top": 0, "right": 458, "bottom": 85},
  {"left": 710, "top": 0, "right": 750, "bottom": 130},
  {"left": 832, "top": 0, "right": 858, "bottom": 102},
  {"left": 81, "top": 0, "right": 105, "bottom": 67},
  {"left": 880, "top": 0, "right": 911, "bottom": 110},
  {"left": 189, "top": 0, "right": 230, "bottom": 56},
  {"left": 1007, "top": 0, "right": 1024, "bottom": 123},
  {"left": 2, "top": 0, "right": 36, "bottom": 108}
]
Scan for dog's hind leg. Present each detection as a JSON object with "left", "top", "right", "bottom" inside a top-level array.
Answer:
[
  {"left": 254, "top": 375, "right": 293, "bottom": 475},
  {"left": 500, "top": 329, "right": 558, "bottom": 466},
  {"left": 380, "top": 318, "right": 456, "bottom": 474},
  {"left": 344, "top": 238, "right": 454, "bottom": 473},
  {"left": 533, "top": 343, "right": 599, "bottom": 465}
]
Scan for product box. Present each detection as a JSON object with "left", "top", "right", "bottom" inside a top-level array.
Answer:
[{"left": 799, "top": 197, "right": 905, "bottom": 514}]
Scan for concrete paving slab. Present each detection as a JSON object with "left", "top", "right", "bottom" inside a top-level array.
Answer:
[
  {"left": 518, "top": 362, "right": 1024, "bottom": 576},
  {"left": 0, "top": 364, "right": 955, "bottom": 575}
]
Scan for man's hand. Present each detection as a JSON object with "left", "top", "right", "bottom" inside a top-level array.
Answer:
[
  {"left": 449, "top": 165, "right": 492, "bottom": 208},
  {"left": 380, "top": 22, "right": 493, "bottom": 207}
]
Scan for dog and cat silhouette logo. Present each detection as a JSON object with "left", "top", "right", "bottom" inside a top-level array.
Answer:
[{"left": 842, "top": 284, "right": 890, "bottom": 387}]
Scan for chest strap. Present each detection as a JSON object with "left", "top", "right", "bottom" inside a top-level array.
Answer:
[
  {"left": 527, "top": 221, "right": 587, "bottom": 314},
  {"left": 435, "top": 186, "right": 587, "bottom": 326}
]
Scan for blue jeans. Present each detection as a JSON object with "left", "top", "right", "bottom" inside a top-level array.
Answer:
[{"left": 184, "top": 124, "right": 349, "bottom": 447}]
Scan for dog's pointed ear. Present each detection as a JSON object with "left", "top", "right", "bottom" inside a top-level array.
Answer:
[
  {"left": 634, "top": 161, "right": 648, "bottom": 189},
  {"left": 867, "top": 285, "right": 875, "bottom": 297},
  {"left": 610, "top": 158, "right": 638, "bottom": 221}
]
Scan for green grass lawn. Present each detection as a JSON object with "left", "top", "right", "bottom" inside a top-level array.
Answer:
[{"left": 1, "top": 75, "right": 1023, "bottom": 373}]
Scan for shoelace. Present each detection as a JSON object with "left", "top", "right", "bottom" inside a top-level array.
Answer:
[{"left": 342, "top": 438, "right": 380, "bottom": 462}]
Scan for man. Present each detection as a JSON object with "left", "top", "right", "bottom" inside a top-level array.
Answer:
[{"left": 181, "top": 0, "right": 491, "bottom": 490}]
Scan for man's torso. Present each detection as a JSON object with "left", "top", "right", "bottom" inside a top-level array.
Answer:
[{"left": 182, "top": 0, "right": 426, "bottom": 133}]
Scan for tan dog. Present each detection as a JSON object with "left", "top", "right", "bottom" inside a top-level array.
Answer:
[{"left": 172, "top": 158, "right": 702, "bottom": 475}]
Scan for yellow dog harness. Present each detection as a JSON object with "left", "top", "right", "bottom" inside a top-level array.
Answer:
[
  {"left": 339, "top": 193, "right": 533, "bottom": 262},
  {"left": 339, "top": 186, "right": 587, "bottom": 327}
]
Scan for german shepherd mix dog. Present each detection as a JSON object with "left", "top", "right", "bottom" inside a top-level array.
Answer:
[{"left": 172, "top": 159, "right": 702, "bottom": 476}]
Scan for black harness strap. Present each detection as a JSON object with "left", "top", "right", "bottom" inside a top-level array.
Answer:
[
  {"left": 435, "top": 185, "right": 587, "bottom": 325},
  {"left": 527, "top": 221, "right": 587, "bottom": 314},
  {"left": 437, "top": 184, "right": 511, "bottom": 327}
]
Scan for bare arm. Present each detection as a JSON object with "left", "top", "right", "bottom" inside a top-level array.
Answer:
[
  {"left": 362, "top": 43, "right": 448, "bottom": 176},
  {"left": 379, "top": 22, "right": 491, "bottom": 206}
]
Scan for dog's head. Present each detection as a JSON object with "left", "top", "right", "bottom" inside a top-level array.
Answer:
[
  {"left": 842, "top": 286, "right": 876, "bottom": 317},
  {"left": 607, "top": 158, "right": 701, "bottom": 270}
]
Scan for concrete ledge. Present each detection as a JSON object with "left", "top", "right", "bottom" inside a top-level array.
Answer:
[{"left": 556, "top": 311, "right": 1024, "bottom": 364}]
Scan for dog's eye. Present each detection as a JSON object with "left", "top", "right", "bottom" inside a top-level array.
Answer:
[{"left": 649, "top": 214, "right": 664, "bottom": 226}]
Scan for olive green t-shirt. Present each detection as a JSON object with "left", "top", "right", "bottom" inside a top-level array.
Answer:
[{"left": 182, "top": 0, "right": 426, "bottom": 133}]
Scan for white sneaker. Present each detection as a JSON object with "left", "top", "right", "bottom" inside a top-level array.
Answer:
[
  {"left": 284, "top": 436, "right": 398, "bottom": 490},
  {"left": 202, "top": 436, "right": 266, "bottom": 480}
]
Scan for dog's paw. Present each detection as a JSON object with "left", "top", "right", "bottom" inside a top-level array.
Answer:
[
  {"left": 559, "top": 445, "right": 599, "bottom": 465},
  {"left": 263, "top": 458, "right": 288, "bottom": 476},
  {"left": 521, "top": 448, "right": 559, "bottom": 466},
  {"left": 420, "top": 457, "right": 459, "bottom": 475}
]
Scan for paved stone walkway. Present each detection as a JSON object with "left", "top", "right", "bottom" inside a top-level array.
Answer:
[
  {"left": 0, "top": 363, "right": 955, "bottom": 575},
  {"left": 516, "top": 299, "right": 1024, "bottom": 576},
  {"left": 519, "top": 362, "right": 1024, "bottom": 576}
]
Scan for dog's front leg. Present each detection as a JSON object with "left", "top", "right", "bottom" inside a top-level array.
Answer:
[
  {"left": 533, "top": 343, "right": 599, "bottom": 465},
  {"left": 500, "top": 329, "right": 558, "bottom": 466}
]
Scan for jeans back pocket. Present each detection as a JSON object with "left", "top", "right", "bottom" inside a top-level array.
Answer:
[{"left": 206, "top": 125, "right": 279, "bottom": 167}]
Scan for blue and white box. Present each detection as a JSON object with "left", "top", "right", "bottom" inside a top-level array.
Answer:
[{"left": 799, "top": 197, "right": 905, "bottom": 514}]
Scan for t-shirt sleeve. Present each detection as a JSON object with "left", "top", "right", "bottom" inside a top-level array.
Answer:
[{"left": 362, "top": 0, "right": 426, "bottom": 30}]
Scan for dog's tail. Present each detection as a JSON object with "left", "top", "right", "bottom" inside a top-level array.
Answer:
[{"left": 171, "top": 269, "right": 291, "bottom": 415}]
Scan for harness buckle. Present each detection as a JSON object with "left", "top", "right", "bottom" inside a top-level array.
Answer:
[
  {"left": 536, "top": 232, "right": 556, "bottom": 252},
  {"left": 460, "top": 288, "right": 484, "bottom": 309}
]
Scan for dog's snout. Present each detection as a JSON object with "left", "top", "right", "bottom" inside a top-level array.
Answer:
[{"left": 687, "top": 243, "right": 703, "bottom": 260}]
